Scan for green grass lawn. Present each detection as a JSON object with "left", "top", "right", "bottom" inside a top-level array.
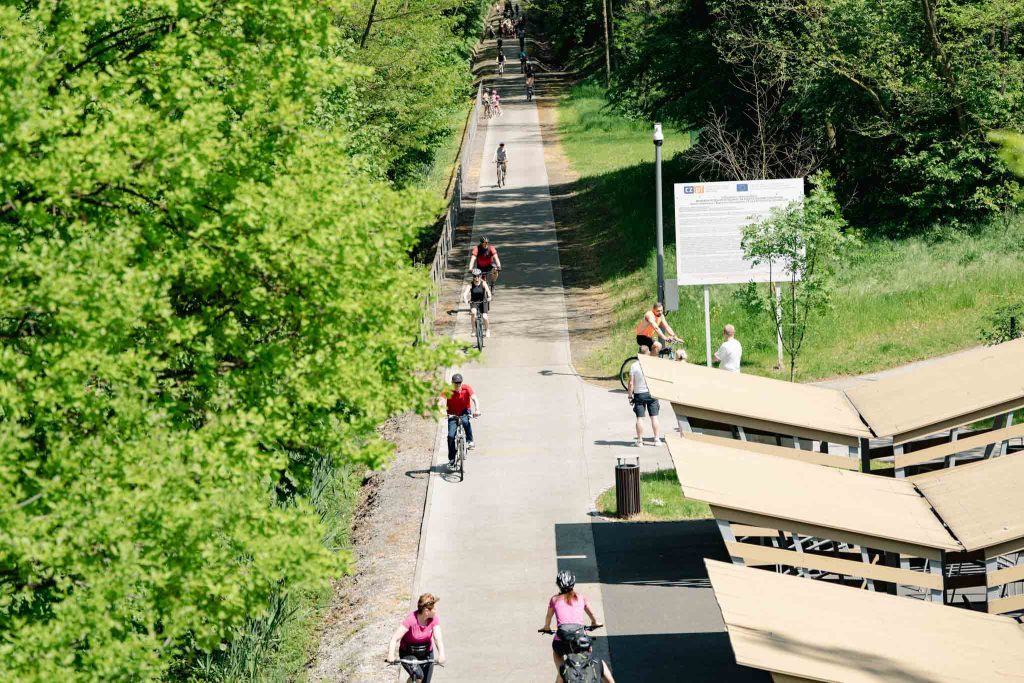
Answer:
[{"left": 596, "top": 469, "right": 711, "bottom": 520}]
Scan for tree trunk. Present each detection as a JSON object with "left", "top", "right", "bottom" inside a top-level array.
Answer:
[
  {"left": 360, "top": 0, "right": 379, "bottom": 48},
  {"left": 601, "top": 0, "right": 612, "bottom": 85},
  {"left": 919, "top": 0, "right": 968, "bottom": 133}
]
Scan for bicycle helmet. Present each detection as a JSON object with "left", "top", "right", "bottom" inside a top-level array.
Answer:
[
  {"left": 471, "top": 268, "right": 482, "bottom": 277},
  {"left": 451, "top": 373, "right": 463, "bottom": 384},
  {"left": 556, "top": 570, "right": 576, "bottom": 593}
]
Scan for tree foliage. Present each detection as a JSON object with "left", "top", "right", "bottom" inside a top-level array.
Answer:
[
  {"left": 742, "top": 173, "right": 858, "bottom": 380},
  {"left": 0, "top": 0, "right": 475, "bottom": 678},
  {"left": 535, "top": 0, "right": 1024, "bottom": 229}
]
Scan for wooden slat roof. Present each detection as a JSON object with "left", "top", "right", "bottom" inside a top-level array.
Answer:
[
  {"left": 912, "top": 454, "right": 1024, "bottom": 552},
  {"left": 707, "top": 560, "right": 1024, "bottom": 683},
  {"left": 845, "top": 339, "right": 1024, "bottom": 442},
  {"left": 668, "top": 436, "right": 961, "bottom": 552},
  {"left": 639, "top": 355, "right": 872, "bottom": 442}
]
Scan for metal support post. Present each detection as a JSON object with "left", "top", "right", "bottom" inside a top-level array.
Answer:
[{"left": 653, "top": 125, "right": 665, "bottom": 305}]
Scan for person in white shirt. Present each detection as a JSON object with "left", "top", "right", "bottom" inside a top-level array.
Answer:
[
  {"left": 713, "top": 324, "right": 742, "bottom": 372},
  {"left": 627, "top": 346, "right": 662, "bottom": 447}
]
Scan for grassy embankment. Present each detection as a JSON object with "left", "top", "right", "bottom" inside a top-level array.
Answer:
[
  {"left": 596, "top": 469, "right": 711, "bottom": 520},
  {"left": 558, "top": 83, "right": 1024, "bottom": 382}
]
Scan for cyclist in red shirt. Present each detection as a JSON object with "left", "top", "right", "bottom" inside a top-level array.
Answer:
[
  {"left": 443, "top": 373, "right": 480, "bottom": 470},
  {"left": 469, "top": 237, "right": 502, "bottom": 289}
]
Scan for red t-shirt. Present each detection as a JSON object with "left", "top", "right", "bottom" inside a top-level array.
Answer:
[
  {"left": 401, "top": 611, "right": 440, "bottom": 649},
  {"left": 446, "top": 384, "right": 474, "bottom": 415},
  {"left": 472, "top": 245, "right": 497, "bottom": 267}
]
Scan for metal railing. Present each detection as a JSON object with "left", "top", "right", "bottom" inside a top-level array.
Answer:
[{"left": 420, "top": 83, "right": 484, "bottom": 340}]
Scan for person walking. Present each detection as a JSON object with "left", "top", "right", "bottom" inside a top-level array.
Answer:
[
  {"left": 627, "top": 346, "right": 662, "bottom": 447},
  {"left": 713, "top": 324, "right": 743, "bottom": 373},
  {"left": 519, "top": 49, "right": 528, "bottom": 74},
  {"left": 386, "top": 593, "right": 447, "bottom": 682},
  {"left": 540, "top": 571, "right": 603, "bottom": 683},
  {"left": 517, "top": 26, "right": 526, "bottom": 52},
  {"left": 443, "top": 374, "right": 480, "bottom": 469}
]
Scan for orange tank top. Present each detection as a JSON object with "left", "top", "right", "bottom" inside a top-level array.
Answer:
[{"left": 636, "top": 311, "right": 664, "bottom": 338}]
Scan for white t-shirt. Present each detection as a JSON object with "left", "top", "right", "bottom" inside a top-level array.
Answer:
[
  {"left": 715, "top": 338, "right": 742, "bottom": 372},
  {"left": 629, "top": 361, "right": 649, "bottom": 394}
]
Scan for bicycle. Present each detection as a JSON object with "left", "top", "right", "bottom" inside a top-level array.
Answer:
[
  {"left": 497, "top": 59, "right": 505, "bottom": 74},
  {"left": 619, "top": 345, "right": 683, "bottom": 390},
  {"left": 496, "top": 161, "right": 507, "bottom": 187},
  {"left": 471, "top": 302, "right": 488, "bottom": 351},
  {"left": 387, "top": 655, "right": 439, "bottom": 681},
  {"left": 526, "top": 84, "right": 534, "bottom": 101},
  {"left": 483, "top": 100, "right": 492, "bottom": 119},
  {"left": 451, "top": 413, "right": 478, "bottom": 480},
  {"left": 485, "top": 267, "right": 500, "bottom": 295}
]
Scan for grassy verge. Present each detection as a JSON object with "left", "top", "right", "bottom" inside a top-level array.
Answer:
[
  {"left": 417, "top": 105, "right": 474, "bottom": 201},
  {"left": 557, "top": 82, "right": 1024, "bottom": 382},
  {"left": 596, "top": 469, "right": 711, "bottom": 520}
]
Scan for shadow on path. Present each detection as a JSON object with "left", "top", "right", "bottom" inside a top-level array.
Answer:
[{"left": 555, "top": 520, "right": 769, "bottom": 682}]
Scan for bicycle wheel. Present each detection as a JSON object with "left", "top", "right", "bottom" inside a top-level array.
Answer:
[
  {"left": 619, "top": 356, "right": 638, "bottom": 391},
  {"left": 458, "top": 433, "right": 466, "bottom": 479},
  {"left": 476, "top": 315, "right": 485, "bottom": 351},
  {"left": 488, "top": 269, "right": 498, "bottom": 296}
]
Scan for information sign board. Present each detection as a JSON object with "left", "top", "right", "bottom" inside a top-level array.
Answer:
[{"left": 674, "top": 178, "right": 804, "bottom": 286}]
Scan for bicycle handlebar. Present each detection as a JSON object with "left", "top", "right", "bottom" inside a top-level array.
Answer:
[
  {"left": 537, "top": 624, "right": 604, "bottom": 635},
  {"left": 387, "top": 657, "right": 440, "bottom": 666}
]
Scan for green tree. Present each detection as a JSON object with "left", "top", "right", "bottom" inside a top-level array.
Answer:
[
  {"left": 0, "top": 1, "right": 460, "bottom": 679},
  {"left": 989, "top": 130, "right": 1024, "bottom": 177},
  {"left": 742, "top": 173, "right": 857, "bottom": 380}
]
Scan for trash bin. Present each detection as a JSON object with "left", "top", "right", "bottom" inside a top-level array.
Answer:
[{"left": 615, "top": 456, "right": 641, "bottom": 517}]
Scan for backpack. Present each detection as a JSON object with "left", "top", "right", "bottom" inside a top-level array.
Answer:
[{"left": 560, "top": 652, "right": 602, "bottom": 683}]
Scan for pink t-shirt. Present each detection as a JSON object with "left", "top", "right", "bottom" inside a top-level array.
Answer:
[
  {"left": 401, "top": 611, "right": 440, "bottom": 649},
  {"left": 549, "top": 593, "right": 590, "bottom": 640}
]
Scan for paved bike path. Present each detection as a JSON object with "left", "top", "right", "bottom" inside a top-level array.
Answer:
[{"left": 414, "top": 44, "right": 766, "bottom": 682}]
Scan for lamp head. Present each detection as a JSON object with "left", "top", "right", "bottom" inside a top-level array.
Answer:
[{"left": 653, "top": 123, "right": 664, "bottom": 145}]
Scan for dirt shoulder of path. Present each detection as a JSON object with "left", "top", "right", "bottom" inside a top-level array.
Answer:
[{"left": 535, "top": 73, "right": 620, "bottom": 389}]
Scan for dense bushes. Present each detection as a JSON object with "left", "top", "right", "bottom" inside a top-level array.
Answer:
[
  {"left": 0, "top": 0, "right": 478, "bottom": 679},
  {"left": 535, "top": 0, "right": 1024, "bottom": 230}
]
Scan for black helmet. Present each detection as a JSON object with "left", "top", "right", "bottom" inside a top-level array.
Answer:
[
  {"left": 556, "top": 570, "right": 575, "bottom": 593},
  {"left": 451, "top": 373, "right": 463, "bottom": 384}
]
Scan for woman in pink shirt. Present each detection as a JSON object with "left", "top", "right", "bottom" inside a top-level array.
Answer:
[
  {"left": 387, "top": 593, "right": 447, "bottom": 681},
  {"left": 540, "top": 570, "right": 602, "bottom": 678}
]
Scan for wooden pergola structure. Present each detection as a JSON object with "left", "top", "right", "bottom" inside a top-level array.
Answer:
[
  {"left": 707, "top": 559, "right": 1024, "bottom": 683},
  {"left": 641, "top": 338, "right": 1024, "bottom": 476},
  {"left": 670, "top": 434, "right": 1024, "bottom": 615}
]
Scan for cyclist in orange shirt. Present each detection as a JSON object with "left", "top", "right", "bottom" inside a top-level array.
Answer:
[{"left": 635, "top": 302, "right": 682, "bottom": 354}]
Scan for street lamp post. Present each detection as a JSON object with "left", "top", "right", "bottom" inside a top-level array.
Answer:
[{"left": 653, "top": 123, "right": 665, "bottom": 305}]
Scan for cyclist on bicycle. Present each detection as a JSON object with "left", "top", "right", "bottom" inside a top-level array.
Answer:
[
  {"left": 525, "top": 71, "right": 535, "bottom": 100},
  {"left": 491, "top": 89, "right": 502, "bottom": 116},
  {"left": 386, "top": 593, "right": 447, "bottom": 682},
  {"left": 497, "top": 49, "right": 506, "bottom": 74},
  {"left": 519, "top": 49, "right": 528, "bottom": 73},
  {"left": 493, "top": 142, "right": 509, "bottom": 184},
  {"left": 469, "top": 237, "right": 502, "bottom": 287},
  {"left": 461, "top": 268, "right": 492, "bottom": 338},
  {"left": 635, "top": 301, "right": 681, "bottom": 355},
  {"left": 443, "top": 374, "right": 479, "bottom": 469},
  {"left": 541, "top": 571, "right": 603, "bottom": 679}
]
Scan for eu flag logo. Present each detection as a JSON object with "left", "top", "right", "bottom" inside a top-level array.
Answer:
[{"left": 737, "top": 184, "right": 749, "bottom": 192}]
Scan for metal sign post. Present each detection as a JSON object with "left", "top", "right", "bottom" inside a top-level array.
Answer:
[{"left": 704, "top": 285, "right": 712, "bottom": 368}]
